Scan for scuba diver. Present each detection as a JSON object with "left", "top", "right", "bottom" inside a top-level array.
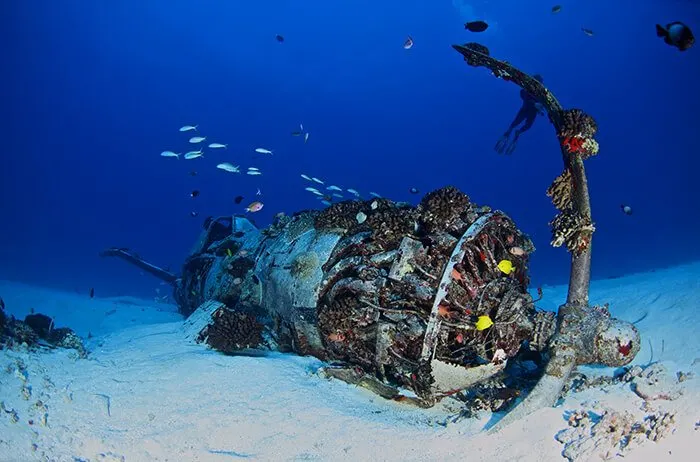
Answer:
[{"left": 494, "top": 74, "right": 545, "bottom": 155}]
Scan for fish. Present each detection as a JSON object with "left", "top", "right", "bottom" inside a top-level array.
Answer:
[
  {"left": 656, "top": 22, "right": 695, "bottom": 51},
  {"left": 255, "top": 148, "right": 273, "bottom": 155},
  {"left": 321, "top": 200, "right": 332, "bottom": 206},
  {"left": 179, "top": 125, "right": 198, "bottom": 132},
  {"left": 191, "top": 211, "right": 198, "bottom": 217},
  {"left": 621, "top": 204, "right": 633, "bottom": 215},
  {"left": 475, "top": 315, "right": 493, "bottom": 331},
  {"left": 208, "top": 143, "right": 227, "bottom": 149},
  {"left": 465, "top": 21, "right": 489, "bottom": 33},
  {"left": 190, "top": 190, "right": 200, "bottom": 198},
  {"left": 328, "top": 332, "right": 345, "bottom": 342},
  {"left": 311, "top": 177, "right": 324, "bottom": 185},
  {"left": 301, "top": 174, "right": 312, "bottom": 181},
  {"left": 89, "top": 288, "right": 95, "bottom": 298},
  {"left": 275, "top": 34, "right": 284, "bottom": 43},
  {"left": 245, "top": 201, "right": 264, "bottom": 213},
  {"left": 403, "top": 36, "right": 414, "bottom": 49},
  {"left": 331, "top": 193, "right": 343, "bottom": 199},
  {"left": 184, "top": 151, "right": 204, "bottom": 160},
  {"left": 248, "top": 167, "right": 259, "bottom": 171},
  {"left": 304, "top": 132, "right": 309, "bottom": 143},
  {"left": 409, "top": 187, "right": 419, "bottom": 194},
  {"left": 0, "top": 297, "right": 4, "bottom": 311},
  {"left": 189, "top": 136, "right": 206, "bottom": 143},
  {"left": 160, "top": 151, "right": 180, "bottom": 159},
  {"left": 256, "top": 188, "right": 262, "bottom": 196},
  {"left": 307, "top": 189, "right": 323, "bottom": 196},
  {"left": 327, "top": 185, "right": 343, "bottom": 192},
  {"left": 346, "top": 189, "right": 360, "bottom": 196},
  {"left": 291, "top": 131, "right": 303, "bottom": 136},
  {"left": 216, "top": 162, "right": 240, "bottom": 173},
  {"left": 226, "top": 248, "right": 233, "bottom": 257},
  {"left": 551, "top": 5, "right": 561, "bottom": 14},
  {"left": 581, "top": 27, "right": 594, "bottom": 37},
  {"left": 370, "top": 201, "right": 379, "bottom": 210},
  {"left": 189, "top": 171, "right": 197, "bottom": 176},
  {"left": 247, "top": 171, "right": 262, "bottom": 176},
  {"left": 369, "top": 192, "right": 382, "bottom": 198},
  {"left": 509, "top": 246, "right": 526, "bottom": 257},
  {"left": 234, "top": 195, "right": 244, "bottom": 204},
  {"left": 497, "top": 259, "right": 516, "bottom": 275}
]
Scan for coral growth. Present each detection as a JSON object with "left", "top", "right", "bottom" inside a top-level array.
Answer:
[
  {"left": 556, "top": 408, "right": 677, "bottom": 461},
  {"left": 290, "top": 252, "right": 320, "bottom": 280},
  {"left": 559, "top": 109, "right": 598, "bottom": 139},
  {"left": 546, "top": 169, "right": 573, "bottom": 211},
  {"left": 558, "top": 108, "right": 600, "bottom": 163},
  {"left": 365, "top": 205, "right": 418, "bottom": 248},
  {"left": 314, "top": 201, "right": 364, "bottom": 231},
  {"left": 417, "top": 186, "right": 473, "bottom": 234},
  {"left": 549, "top": 210, "right": 595, "bottom": 256},
  {"left": 0, "top": 310, "right": 86, "bottom": 357},
  {"left": 198, "top": 307, "right": 265, "bottom": 353},
  {"left": 460, "top": 42, "right": 490, "bottom": 66}
]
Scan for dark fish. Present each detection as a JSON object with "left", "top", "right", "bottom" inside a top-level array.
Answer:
[
  {"left": 409, "top": 187, "right": 419, "bottom": 194},
  {"left": 291, "top": 131, "right": 303, "bottom": 136},
  {"left": 0, "top": 296, "right": 5, "bottom": 311},
  {"left": 89, "top": 288, "right": 95, "bottom": 298},
  {"left": 234, "top": 195, "right": 244, "bottom": 204},
  {"left": 190, "top": 190, "right": 200, "bottom": 198},
  {"left": 465, "top": 21, "right": 489, "bottom": 33},
  {"left": 656, "top": 22, "right": 694, "bottom": 51},
  {"left": 275, "top": 34, "right": 284, "bottom": 43},
  {"left": 189, "top": 171, "right": 197, "bottom": 176},
  {"left": 582, "top": 27, "right": 594, "bottom": 37},
  {"left": 191, "top": 211, "right": 199, "bottom": 217},
  {"left": 233, "top": 231, "right": 245, "bottom": 238},
  {"left": 621, "top": 204, "right": 633, "bottom": 216},
  {"left": 551, "top": 5, "right": 561, "bottom": 14}
]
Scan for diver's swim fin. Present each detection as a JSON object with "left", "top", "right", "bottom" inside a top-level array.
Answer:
[
  {"left": 494, "top": 133, "right": 511, "bottom": 154},
  {"left": 100, "top": 247, "right": 179, "bottom": 285},
  {"left": 505, "top": 133, "right": 520, "bottom": 155}
]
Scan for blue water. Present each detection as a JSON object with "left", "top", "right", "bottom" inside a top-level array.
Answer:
[{"left": 2, "top": 0, "right": 698, "bottom": 298}]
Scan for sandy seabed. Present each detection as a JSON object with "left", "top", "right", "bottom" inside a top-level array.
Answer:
[{"left": 1, "top": 263, "right": 698, "bottom": 461}]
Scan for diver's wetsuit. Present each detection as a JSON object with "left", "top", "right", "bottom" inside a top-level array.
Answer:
[{"left": 495, "top": 80, "right": 544, "bottom": 155}]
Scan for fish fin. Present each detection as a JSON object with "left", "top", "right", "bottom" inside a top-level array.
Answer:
[{"left": 655, "top": 24, "right": 667, "bottom": 37}]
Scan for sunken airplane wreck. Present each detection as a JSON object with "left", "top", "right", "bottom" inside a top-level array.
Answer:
[{"left": 101, "top": 186, "right": 639, "bottom": 414}]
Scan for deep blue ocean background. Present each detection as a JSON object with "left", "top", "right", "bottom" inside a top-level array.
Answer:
[{"left": 2, "top": 0, "right": 698, "bottom": 299}]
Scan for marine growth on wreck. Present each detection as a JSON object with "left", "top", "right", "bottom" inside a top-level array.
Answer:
[{"left": 171, "top": 186, "right": 557, "bottom": 406}]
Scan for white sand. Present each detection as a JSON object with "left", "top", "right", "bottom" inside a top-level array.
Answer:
[{"left": 1, "top": 263, "right": 698, "bottom": 461}]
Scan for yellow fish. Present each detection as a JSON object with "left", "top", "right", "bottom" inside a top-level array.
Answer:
[
  {"left": 497, "top": 259, "right": 515, "bottom": 275},
  {"left": 226, "top": 248, "right": 233, "bottom": 257},
  {"left": 475, "top": 315, "right": 494, "bottom": 331}
]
